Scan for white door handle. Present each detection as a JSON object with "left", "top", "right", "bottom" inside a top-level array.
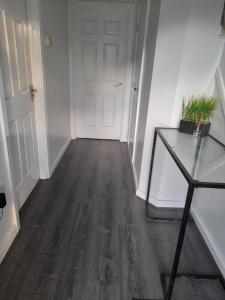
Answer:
[{"left": 114, "top": 82, "right": 123, "bottom": 87}]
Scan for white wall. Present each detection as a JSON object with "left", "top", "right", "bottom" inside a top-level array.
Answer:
[
  {"left": 40, "top": 0, "right": 71, "bottom": 173},
  {"left": 135, "top": 0, "right": 225, "bottom": 199},
  {"left": 171, "top": 0, "right": 225, "bottom": 126},
  {"left": 135, "top": 0, "right": 192, "bottom": 198},
  {"left": 191, "top": 75, "right": 225, "bottom": 277},
  {"left": 150, "top": 0, "right": 224, "bottom": 205},
  {"left": 220, "top": 45, "right": 225, "bottom": 86}
]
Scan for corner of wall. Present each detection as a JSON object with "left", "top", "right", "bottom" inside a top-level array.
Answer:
[{"left": 50, "top": 135, "right": 72, "bottom": 175}]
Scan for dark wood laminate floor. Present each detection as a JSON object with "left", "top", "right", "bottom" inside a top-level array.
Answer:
[{"left": 0, "top": 139, "right": 224, "bottom": 300}]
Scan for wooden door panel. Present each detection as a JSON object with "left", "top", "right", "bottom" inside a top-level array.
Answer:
[
  {"left": 103, "top": 43, "right": 119, "bottom": 81},
  {"left": 0, "top": 8, "right": 39, "bottom": 208},
  {"left": 102, "top": 94, "right": 116, "bottom": 128},
  {"left": 73, "top": 4, "right": 131, "bottom": 140},
  {"left": 82, "top": 92, "right": 97, "bottom": 127},
  {"left": 104, "top": 20, "right": 120, "bottom": 36},
  {"left": 5, "top": 16, "right": 19, "bottom": 95},
  {"left": 82, "top": 42, "right": 98, "bottom": 80},
  {"left": 8, "top": 120, "right": 23, "bottom": 189},
  {"left": 0, "top": 11, "right": 14, "bottom": 99},
  {"left": 14, "top": 21, "right": 29, "bottom": 93},
  {"left": 82, "top": 19, "right": 98, "bottom": 35},
  {"left": 22, "top": 112, "right": 35, "bottom": 175}
]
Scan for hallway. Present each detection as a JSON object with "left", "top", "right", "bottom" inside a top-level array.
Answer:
[{"left": 0, "top": 140, "right": 223, "bottom": 300}]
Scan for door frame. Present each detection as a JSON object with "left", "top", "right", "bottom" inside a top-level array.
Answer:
[
  {"left": 27, "top": 0, "right": 50, "bottom": 179},
  {"left": 68, "top": 0, "right": 136, "bottom": 142}
]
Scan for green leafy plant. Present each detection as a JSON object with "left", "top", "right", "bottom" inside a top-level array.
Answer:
[{"left": 182, "top": 96, "right": 218, "bottom": 124}]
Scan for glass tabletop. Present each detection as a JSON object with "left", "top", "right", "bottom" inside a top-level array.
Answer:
[{"left": 158, "top": 128, "right": 225, "bottom": 184}]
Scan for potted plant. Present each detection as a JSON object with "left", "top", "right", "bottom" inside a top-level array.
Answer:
[{"left": 179, "top": 96, "right": 218, "bottom": 137}]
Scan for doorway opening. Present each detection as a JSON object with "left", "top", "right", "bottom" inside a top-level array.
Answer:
[{"left": 69, "top": 0, "right": 147, "bottom": 143}]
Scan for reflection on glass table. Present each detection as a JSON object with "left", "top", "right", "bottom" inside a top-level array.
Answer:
[
  {"left": 158, "top": 128, "right": 225, "bottom": 186},
  {"left": 143, "top": 128, "right": 225, "bottom": 300}
]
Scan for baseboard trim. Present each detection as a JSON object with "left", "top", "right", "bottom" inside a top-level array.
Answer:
[
  {"left": 136, "top": 189, "right": 145, "bottom": 199},
  {"left": 0, "top": 225, "right": 18, "bottom": 264},
  {"left": 191, "top": 208, "right": 225, "bottom": 278},
  {"left": 130, "top": 160, "right": 138, "bottom": 191},
  {"left": 50, "top": 136, "right": 72, "bottom": 175},
  {"left": 149, "top": 195, "right": 185, "bottom": 208},
  {"left": 136, "top": 191, "right": 185, "bottom": 208}
]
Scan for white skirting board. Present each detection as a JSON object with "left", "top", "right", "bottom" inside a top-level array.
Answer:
[
  {"left": 136, "top": 189, "right": 146, "bottom": 200},
  {"left": 191, "top": 208, "right": 225, "bottom": 279},
  {"left": 148, "top": 195, "right": 185, "bottom": 208},
  {"left": 130, "top": 157, "right": 138, "bottom": 191},
  {"left": 136, "top": 190, "right": 185, "bottom": 208},
  {"left": 0, "top": 225, "right": 18, "bottom": 264},
  {"left": 50, "top": 136, "right": 72, "bottom": 175}
]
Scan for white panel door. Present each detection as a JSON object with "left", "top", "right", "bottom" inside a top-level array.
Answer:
[
  {"left": 128, "top": 0, "right": 147, "bottom": 157},
  {"left": 0, "top": 9, "right": 39, "bottom": 208},
  {"left": 72, "top": 3, "right": 131, "bottom": 140}
]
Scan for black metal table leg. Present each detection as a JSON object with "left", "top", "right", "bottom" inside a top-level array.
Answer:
[
  {"left": 164, "top": 184, "right": 195, "bottom": 300},
  {"left": 145, "top": 129, "right": 157, "bottom": 208}
]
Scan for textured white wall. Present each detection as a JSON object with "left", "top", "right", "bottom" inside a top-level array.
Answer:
[
  {"left": 40, "top": 0, "right": 71, "bottom": 171},
  {"left": 135, "top": 0, "right": 191, "bottom": 197},
  {"left": 171, "top": 0, "right": 224, "bottom": 126},
  {"left": 136, "top": 0, "right": 224, "bottom": 199},
  {"left": 219, "top": 44, "right": 225, "bottom": 79},
  {"left": 191, "top": 62, "right": 225, "bottom": 278},
  {"left": 150, "top": 0, "right": 224, "bottom": 205}
]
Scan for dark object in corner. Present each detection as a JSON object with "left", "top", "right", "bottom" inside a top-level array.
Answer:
[
  {"left": 179, "top": 119, "right": 211, "bottom": 137},
  {"left": 0, "top": 193, "right": 6, "bottom": 209}
]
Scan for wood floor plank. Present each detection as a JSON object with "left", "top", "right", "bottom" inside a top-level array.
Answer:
[{"left": 0, "top": 139, "right": 224, "bottom": 300}]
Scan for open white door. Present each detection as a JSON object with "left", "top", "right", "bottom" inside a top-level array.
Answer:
[
  {"left": 128, "top": 0, "right": 147, "bottom": 157},
  {"left": 70, "top": 1, "right": 135, "bottom": 140},
  {"left": 0, "top": 9, "right": 39, "bottom": 208}
]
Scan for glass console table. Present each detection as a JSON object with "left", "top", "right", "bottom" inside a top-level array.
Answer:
[{"left": 143, "top": 128, "right": 225, "bottom": 300}]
